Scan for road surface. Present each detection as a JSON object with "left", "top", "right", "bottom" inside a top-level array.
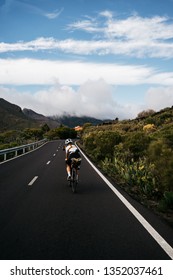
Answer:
[{"left": 0, "top": 140, "right": 173, "bottom": 260}]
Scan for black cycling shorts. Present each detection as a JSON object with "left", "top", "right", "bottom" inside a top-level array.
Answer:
[{"left": 66, "top": 151, "right": 81, "bottom": 165}]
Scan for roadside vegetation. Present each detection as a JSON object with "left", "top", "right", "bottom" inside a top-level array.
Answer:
[
  {"left": 0, "top": 124, "right": 77, "bottom": 150},
  {"left": 79, "top": 107, "right": 173, "bottom": 226}
]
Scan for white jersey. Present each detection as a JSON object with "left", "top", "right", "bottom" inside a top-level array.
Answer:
[{"left": 65, "top": 144, "right": 78, "bottom": 155}]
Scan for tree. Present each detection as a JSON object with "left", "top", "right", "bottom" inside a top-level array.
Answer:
[
  {"left": 22, "top": 128, "right": 43, "bottom": 140},
  {"left": 45, "top": 126, "right": 77, "bottom": 140},
  {"left": 41, "top": 123, "right": 50, "bottom": 133},
  {"left": 137, "top": 109, "right": 155, "bottom": 119}
]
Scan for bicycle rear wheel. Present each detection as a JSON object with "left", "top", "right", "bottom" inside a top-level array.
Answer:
[{"left": 71, "top": 168, "right": 77, "bottom": 193}]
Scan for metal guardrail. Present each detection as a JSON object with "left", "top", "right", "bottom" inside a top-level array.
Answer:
[{"left": 0, "top": 139, "right": 47, "bottom": 163}]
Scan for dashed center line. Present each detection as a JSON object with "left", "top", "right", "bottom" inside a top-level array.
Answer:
[
  {"left": 47, "top": 161, "right": 51, "bottom": 165},
  {"left": 28, "top": 176, "right": 38, "bottom": 186}
]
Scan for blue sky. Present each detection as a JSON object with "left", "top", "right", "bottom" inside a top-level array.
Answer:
[{"left": 1, "top": 0, "right": 173, "bottom": 119}]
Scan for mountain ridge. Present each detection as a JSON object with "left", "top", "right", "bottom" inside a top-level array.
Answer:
[
  {"left": 0, "top": 98, "right": 104, "bottom": 132},
  {"left": 0, "top": 98, "right": 59, "bottom": 132}
]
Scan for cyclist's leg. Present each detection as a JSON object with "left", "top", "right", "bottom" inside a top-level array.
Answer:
[
  {"left": 66, "top": 158, "right": 71, "bottom": 180},
  {"left": 66, "top": 165, "right": 71, "bottom": 180},
  {"left": 75, "top": 157, "right": 81, "bottom": 182}
]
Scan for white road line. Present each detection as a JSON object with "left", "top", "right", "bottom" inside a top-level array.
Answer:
[
  {"left": 47, "top": 161, "right": 51, "bottom": 165},
  {"left": 77, "top": 145, "right": 173, "bottom": 260},
  {"left": 28, "top": 176, "right": 38, "bottom": 186},
  {"left": 53, "top": 154, "right": 56, "bottom": 157}
]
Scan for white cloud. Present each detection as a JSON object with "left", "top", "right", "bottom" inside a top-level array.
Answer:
[
  {"left": 0, "top": 0, "right": 64, "bottom": 20},
  {"left": 67, "top": 19, "right": 100, "bottom": 33},
  {"left": 1, "top": 58, "right": 173, "bottom": 87},
  {"left": 146, "top": 86, "right": 173, "bottom": 111},
  {"left": 0, "top": 80, "right": 139, "bottom": 119},
  {"left": 146, "top": 72, "right": 173, "bottom": 86},
  {"left": 1, "top": 35, "right": 173, "bottom": 59},
  {"left": 44, "top": 8, "right": 64, "bottom": 19},
  {"left": 99, "top": 10, "right": 113, "bottom": 19},
  {"left": 104, "top": 15, "right": 173, "bottom": 41},
  {"left": 66, "top": 13, "right": 173, "bottom": 58},
  {"left": 1, "top": 82, "right": 173, "bottom": 120},
  {"left": 0, "top": 57, "right": 161, "bottom": 86},
  {"left": 1, "top": 11, "right": 173, "bottom": 58}
]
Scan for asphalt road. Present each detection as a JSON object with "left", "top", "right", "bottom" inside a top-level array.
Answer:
[{"left": 0, "top": 140, "right": 173, "bottom": 260}]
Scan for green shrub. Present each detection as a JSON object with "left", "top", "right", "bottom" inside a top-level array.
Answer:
[
  {"left": 158, "top": 191, "right": 173, "bottom": 212},
  {"left": 82, "top": 130, "right": 122, "bottom": 161},
  {"left": 147, "top": 139, "right": 173, "bottom": 192},
  {"left": 123, "top": 131, "right": 150, "bottom": 160}
]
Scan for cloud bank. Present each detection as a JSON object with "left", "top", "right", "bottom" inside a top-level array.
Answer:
[
  {"left": 146, "top": 86, "right": 173, "bottom": 111},
  {"left": 1, "top": 81, "right": 173, "bottom": 120},
  {"left": 1, "top": 58, "right": 173, "bottom": 87},
  {"left": 0, "top": 80, "right": 141, "bottom": 120}
]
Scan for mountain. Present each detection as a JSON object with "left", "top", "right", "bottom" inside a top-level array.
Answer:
[
  {"left": 23, "top": 110, "right": 103, "bottom": 128},
  {"left": 0, "top": 98, "right": 103, "bottom": 132},
  {"left": 52, "top": 115, "right": 104, "bottom": 128},
  {"left": 23, "top": 108, "right": 60, "bottom": 129},
  {"left": 0, "top": 98, "right": 59, "bottom": 132},
  {"left": 0, "top": 98, "right": 37, "bottom": 132}
]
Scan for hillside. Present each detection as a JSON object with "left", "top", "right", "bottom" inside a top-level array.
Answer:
[
  {"left": 0, "top": 98, "right": 59, "bottom": 132},
  {"left": 0, "top": 98, "right": 38, "bottom": 132},
  {"left": 80, "top": 106, "right": 173, "bottom": 224},
  {"left": 23, "top": 108, "right": 60, "bottom": 129}
]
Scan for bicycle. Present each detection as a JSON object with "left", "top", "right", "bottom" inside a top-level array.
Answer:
[{"left": 68, "top": 157, "right": 81, "bottom": 193}]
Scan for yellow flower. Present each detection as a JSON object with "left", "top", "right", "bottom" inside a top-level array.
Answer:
[{"left": 139, "top": 165, "right": 145, "bottom": 170}]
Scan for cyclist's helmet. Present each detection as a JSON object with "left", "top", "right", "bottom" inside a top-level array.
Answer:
[{"left": 65, "top": 138, "right": 73, "bottom": 145}]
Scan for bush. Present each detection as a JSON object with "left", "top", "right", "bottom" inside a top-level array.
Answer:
[
  {"left": 147, "top": 139, "right": 173, "bottom": 192},
  {"left": 123, "top": 131, "right": 150, "bottom": 160},
  {"left": 158, "top": 191, "right": 173, "bottom": 212},
  {"left": 82, "top": 130, "right": 122, "bottom": 161}
]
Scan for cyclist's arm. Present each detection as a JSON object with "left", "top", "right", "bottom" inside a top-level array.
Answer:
[{"left": 65, "top": 148, "right": 70, "bottom": 161}]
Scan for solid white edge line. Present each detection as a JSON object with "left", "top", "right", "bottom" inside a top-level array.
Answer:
[
  {"left": 28, "top": 176, "right": 38, "bottom": 186},
  {"left": 77, "top": 144, "right": 173, "bottom": 260}
]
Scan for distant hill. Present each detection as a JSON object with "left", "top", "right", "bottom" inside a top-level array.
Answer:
[
  {"left": 52, "top": 115, "right": 104, "bottom": 128},
  {"left": 0, "top": 98, "right": 59, "bottom": 132}
]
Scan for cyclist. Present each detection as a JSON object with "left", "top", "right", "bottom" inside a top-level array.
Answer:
[{"left": 64, "top": 138, "right": 81, "bottom": 180}]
